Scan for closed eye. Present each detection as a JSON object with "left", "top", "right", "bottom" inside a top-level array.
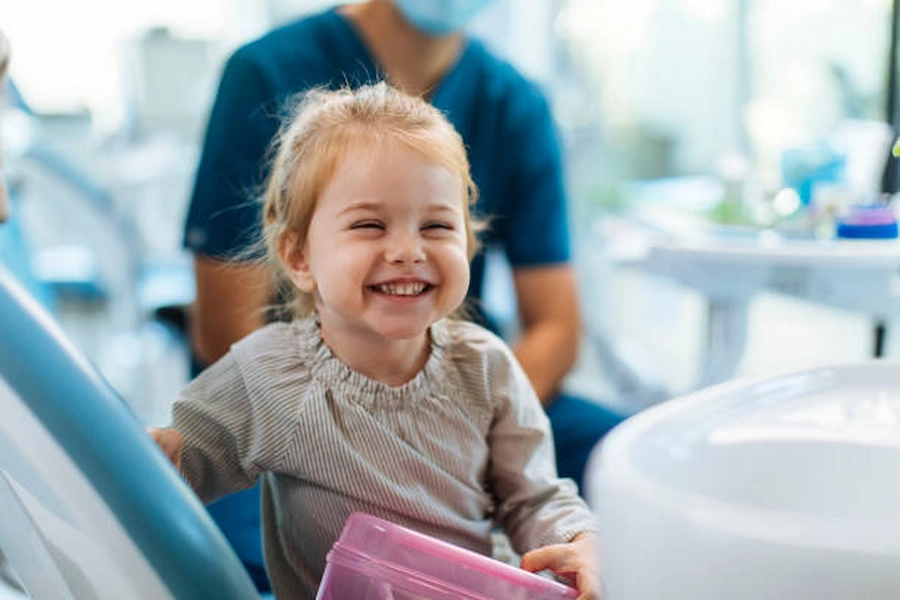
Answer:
[
  {"left": 350, "top": 220, "right": 385, "bottom": 230},
  {"left": 422, "top": 222, "right": 454, "bottom": 231}
]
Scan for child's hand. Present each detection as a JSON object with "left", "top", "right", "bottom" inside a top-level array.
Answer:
[
  {"left": 147, "top": 427, "right": 184, "bottom": 471},
  {"left": 520, "top": 532, "right": 602, "bottom": 600}
]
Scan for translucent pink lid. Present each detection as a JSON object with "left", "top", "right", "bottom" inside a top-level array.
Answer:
[{"left": 327, "top": 513, "right": 578, "bottom": 599}]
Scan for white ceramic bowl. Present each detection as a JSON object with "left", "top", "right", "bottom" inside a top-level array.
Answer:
[{"left": 587, "top": 361, "right": 900, "bottom": 600}]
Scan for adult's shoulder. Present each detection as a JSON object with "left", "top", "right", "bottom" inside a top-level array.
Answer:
[
  {"left": 463, "top": 39, "right": 551, "bottom": 117},
  {"left": 240, "top": 10, "right": 333, "bottom": 58},
  {"left": 227, "top": 9, "right": 360, "bottom": 87}
]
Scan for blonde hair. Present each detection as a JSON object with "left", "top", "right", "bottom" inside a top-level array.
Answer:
[{"left": 261, "top": 82, "right": 481, "bottom": 318}]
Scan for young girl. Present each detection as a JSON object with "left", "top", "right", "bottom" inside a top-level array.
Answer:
[{"left": 152, "top": 82, "right": 601, "bottom": 599}]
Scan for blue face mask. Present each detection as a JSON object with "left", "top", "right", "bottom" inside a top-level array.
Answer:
[{"left": 394, "top": 0, "right": 492, "bottom": 36}]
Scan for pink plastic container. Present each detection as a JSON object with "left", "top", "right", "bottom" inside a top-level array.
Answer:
[{"left": 316, "top": 513, "right": 579, "bottom": 600}]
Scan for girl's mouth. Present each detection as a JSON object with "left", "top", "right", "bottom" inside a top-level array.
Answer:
[{"left": 370, "top": 282, "right": 434, "bottom": 296}]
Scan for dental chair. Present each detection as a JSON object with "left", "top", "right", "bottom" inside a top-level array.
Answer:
[{"left": 0, "top": 264, "right": 257, "bottom": 599}]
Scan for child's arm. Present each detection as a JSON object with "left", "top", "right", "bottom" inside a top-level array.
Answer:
[
  {"left": 156, "top": 334, "right": 302, "bottom": 501},
  {"left": 520, "top": 532, "right": 602, "bottom": 600},
  {"left": 147, "top": 427, "right": 184, "bottom": 471},
  {"left": 473, "top": 331, "right": 601, "bottom": 596}
]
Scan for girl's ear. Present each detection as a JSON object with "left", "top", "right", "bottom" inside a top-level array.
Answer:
[{"left": 279, "top": 232, "right": 316, "bottom": 293}]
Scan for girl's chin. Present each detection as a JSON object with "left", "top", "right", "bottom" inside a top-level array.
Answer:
[
  {"left": 366, "top": 312, "right": 445, "bottom": 339},
  {"left": 372, "top": 322, "right": 432, "bottom": 341}
]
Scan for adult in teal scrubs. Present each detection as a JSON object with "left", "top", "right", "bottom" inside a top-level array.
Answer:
[{"left": 183, "top": 1, "right": 625, "bottom": 591}]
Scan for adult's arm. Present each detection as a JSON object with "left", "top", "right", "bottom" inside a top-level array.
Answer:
[
  {"left": 190, "top": 256, "right": 273, "bottom": 366},
  {"left": 184, "top": 44, "right": 281, "bottom": 366},
  {"left": 489, "top": 74, "right": 581, "bottom": 406},
  {"left": 511, "top": 264, "right": 581, "bottom": 406}
]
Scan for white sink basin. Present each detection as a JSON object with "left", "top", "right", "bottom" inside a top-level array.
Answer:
[{"left": 587, "top": 361, "right": 900, "bottom": 600}]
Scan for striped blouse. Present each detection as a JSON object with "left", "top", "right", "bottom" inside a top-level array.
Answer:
[{"left": 173, "top": 316, "right": 596, "bottom": 599}]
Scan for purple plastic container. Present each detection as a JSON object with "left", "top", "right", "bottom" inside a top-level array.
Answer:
[
  {"left": 316, "top": 513, "right": 579, "bottom": 600},
  {"left": 835, "top": 204, "right": 898, "bottom": 239}
]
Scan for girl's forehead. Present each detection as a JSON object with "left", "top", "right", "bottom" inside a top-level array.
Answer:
[
  {"left": 316, "top": 148, "right": 466, "bottom": 213},
  {"left": 333, "top": 134, "right": 448, "bottom": 173}
]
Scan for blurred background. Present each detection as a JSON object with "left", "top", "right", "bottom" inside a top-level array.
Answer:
[{"left": 2, "top": 0, "right": 898, "bottom": 425}]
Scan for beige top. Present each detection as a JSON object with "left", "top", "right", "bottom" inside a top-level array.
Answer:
[{"left": 173, "top": 316, "right": 595, "bottom": 599}]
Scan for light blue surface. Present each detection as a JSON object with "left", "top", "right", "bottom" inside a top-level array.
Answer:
[
  {"left": 0, "top": 264, "right": 258, "bottom": 599},
  {"left": 0, "top": 191, "right": 53, "bottom": 310}
]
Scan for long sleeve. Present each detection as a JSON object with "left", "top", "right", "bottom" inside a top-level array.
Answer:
[
  {"left": 172, "top": 337, "right": 304, "bottom": 503},
  {"left": 172, "top": 353, "right": 262, "bottom": 502},
  {"left": 483, "top": 337, "right": 596, "bottom": 553}
]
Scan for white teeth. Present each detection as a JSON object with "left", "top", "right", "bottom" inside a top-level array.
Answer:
[{"left": 374, "top": 282, "right": 428, "bottom": 296}]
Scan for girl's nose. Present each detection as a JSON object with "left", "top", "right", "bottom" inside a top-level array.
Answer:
[{"left": 385, "top": 232, "right": 426, "bottom": 264}]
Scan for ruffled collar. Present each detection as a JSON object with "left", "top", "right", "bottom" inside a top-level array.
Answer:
[{"left": 292, "top": 316, "right": 452, "bottom": 409}]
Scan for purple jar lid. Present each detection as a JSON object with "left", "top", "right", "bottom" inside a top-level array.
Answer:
[
  {"left": 839, "top": 205, "right": 896, "bottom": 225},
  {"left": 836, "top": 205, "right": 898, "bottom": 239}
]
